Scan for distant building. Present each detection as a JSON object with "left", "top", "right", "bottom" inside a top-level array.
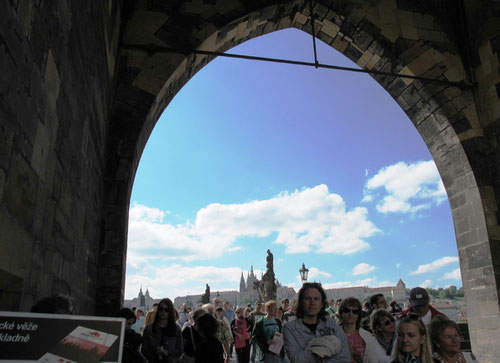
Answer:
[
  {"left": 323, "top": 279, "right": 408, "bottom": 304},
  {"left": 174, "top": 266, "right": 296, "bottom": 307},
  {"left": 124, "top": 286, "right": 159, "bottom": 311},
  {"left": 127, "top": 277, "right": 410, "bottom": 310}
]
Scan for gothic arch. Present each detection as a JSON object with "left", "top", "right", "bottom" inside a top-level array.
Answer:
[{"left": 102, "top": 2, "right": 500, "bottom": 359}]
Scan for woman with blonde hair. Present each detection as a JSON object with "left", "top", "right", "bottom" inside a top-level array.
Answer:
[{"left": 392, "top": 315, "right": 435, "bottom": 363}]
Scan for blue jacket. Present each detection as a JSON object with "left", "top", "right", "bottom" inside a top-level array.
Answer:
[{"left": 282, "top": 317, "right": 351, "bottom": 363}]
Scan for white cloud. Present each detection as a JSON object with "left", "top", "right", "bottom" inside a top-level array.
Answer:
[
  {"left": 442, "top": 268, "right": 461, "bottom": 280},
  {"left": 353, "top": 263, "right": 376, "bottom": 275},
  {"left": 127, "top": 185, "right": 379, "bottom": 263},
  {"left": 420, "top": 279, "right": 434, "bottom": 288},
  {"left": 396, "top": 263, "right": 401, "bottom": 268},
  {"left": 323, "top": 281, "right": 352, "bottom": 289},
  {"left": 355, "top": 277, "right": 378, "bottom": 286},
  {"left": 321, "top": 277, "right": 395, "bottom": 290},
  {"left": 363, "top": 160, "right": 447, "bottom": 214},
  {"left": 410, "top": 256, "right": 459, "bottom": 275}
]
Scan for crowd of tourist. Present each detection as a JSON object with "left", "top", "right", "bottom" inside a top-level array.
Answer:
[{"left": 30, "top": 285, "right": 478, "bottom": 363}]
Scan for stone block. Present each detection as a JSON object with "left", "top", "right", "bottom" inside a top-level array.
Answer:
[
  {"left": 52, "top": 277, "right": 72, "bottom": 296},
  {"left": 44, "top": 50, "right": 60, "bottom": 108},
  {"left": 0, "top": 208, "right": 33, "bottom": 277},
  {"left": 4, "top": 152, "right": 37, "bottom": 229},
  {"left": 17, "top": 0, "right": 35, "bottom": 37},
  {"left": 0, "top": 168, "right": 5, "bottom": 203},
  {"left": 331, "top": 35, "right": 348, "bottom": 53},
  {"left": 449, "top": 192, "right": 467, "bottom": 210},
  {"left": 456, "top": 229, "right": 479, "bottom": 248},
  {"left": 31, "top": 120, "right": 51, "bottom": 181},
  {"left": 51, "top": 250, "right": 63, "bottom": 277},
  {"left": 460, "top": 242, "right": 493, "bottom": 270}
]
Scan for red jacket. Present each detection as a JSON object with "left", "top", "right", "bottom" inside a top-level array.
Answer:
[{"left": 397, "top": 304, "right": 446, "bottom": 320}]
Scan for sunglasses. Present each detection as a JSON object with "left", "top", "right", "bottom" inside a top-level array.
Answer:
[
  {"left": 158, "top": 307, "right": 169, "bottom": 312},
  {"left": 340, "top": 307, "right": 360, "bottom": 315}
]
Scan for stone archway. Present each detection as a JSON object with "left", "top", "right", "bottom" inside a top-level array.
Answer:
[{"left": 101, "top": 2, "right": 500, "bottom": 360}]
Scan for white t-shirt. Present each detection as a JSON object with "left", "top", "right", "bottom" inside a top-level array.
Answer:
[{"left": 421, "top": 309, "right": 432, "bottom": 326}]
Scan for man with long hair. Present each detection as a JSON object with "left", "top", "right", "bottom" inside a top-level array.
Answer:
[{"left": 282, "top": 283, "right": 351, "bottom": 362}]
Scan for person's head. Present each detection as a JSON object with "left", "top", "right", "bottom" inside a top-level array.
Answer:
[
  {"left": 396, "top": 315, "right": 433, "bottom": 362},
  {"left": 281, "top": 298, "right": 289, "bottom": 309},
  {"left": 277, "top": 306, "right": 284, "bottom": 320},
  {"left": 115, "top": 308, "right": 136, "bottom": 329},
  {"left": 152, "top": 303, "right": 159, "bottom": 311},
  {"left": 187, "top": 310, "right": 195, "bottom": 325},
  {"left": 182, "top": 302, "right": 188, "bottom": 311},
  {"left": 192, "top": 308, "right": 208, "bottom": 324},
  {"left": 389, "top": 301, "right": 402, "bottom": 313},
  {"left": 336, "top": 299, "right": 342, "bottom": 307},
  {"left": 31, "top": 294, "right": 74, "bottom": 315},
  {"left": 195, "top": 312, "right": 219, "bottom": 338},
  {"left": 153, "top": 298, "right": 176, "bottom": 334},
  {"left": 409, "top": 287, "right": 430, "bottom": 317},
  {"left": 244, "top": 307, "right": 251, "bottom": 317},
  {"left": 235, "top": 307, "right": 244, "bottom": 319},
  {"left": 132, "top": 306, "right": 136, "bottom": 312},
  {"left": 215, "top": 306, "right": 224, "bottom": 319},
  {"left": 429, "top": 316, "right": 462, "bottom": 356},
  {"left": 265, "top": 300, "right": 278, "bottom": 317},
  {"left": 363, "top": 301, "right": 371, "bottom": 312},
  {"left": 212, "top": 298, "right": 222, "bottom": 309},
  {"left": 296, "top": 282, "right": 328, "bottom": 320},
  {"left": 370, "top": 293, "right": 387, "bottom": 310},
  {"left": 224, "top": 301, "right": 230, "bottom": 310},
  {"left": 370, "top": 309, "right": 395, "bottom": 339},
  {"left": 255, "top": 300, "right": 263, "bottom": 312},
  {"left": 136, "top": 309, "right": 144, "bottom": 318},
  {"left": 203, "top": 303, "right": 215, "bottom": 316},
  {"left": 338, "top": 297, "right": 363, "bottom": 330}
]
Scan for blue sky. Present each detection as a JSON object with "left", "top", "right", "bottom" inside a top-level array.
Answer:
[{"left": 124, "top": 28, "right": 461, "bottom": 300}]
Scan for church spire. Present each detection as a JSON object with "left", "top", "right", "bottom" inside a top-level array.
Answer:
[{"left": 239, "top": 271, "right": 246, "bottom": 293}]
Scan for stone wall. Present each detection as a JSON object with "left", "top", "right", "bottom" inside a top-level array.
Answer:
[{"left": 0, "top": 0, "right": 120, "bottom": 314}]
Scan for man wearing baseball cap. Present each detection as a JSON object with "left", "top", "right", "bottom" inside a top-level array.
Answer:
[{"left": 397, "top": 287, "right": 446, "bottom": 325}]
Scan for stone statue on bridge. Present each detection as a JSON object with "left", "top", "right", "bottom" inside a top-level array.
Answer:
[
  {"left": 201, "top": 283, "right": 210, "bottom": 304},
  {"left": 254, "top": 249, "right": 277, "bottom": 302}
]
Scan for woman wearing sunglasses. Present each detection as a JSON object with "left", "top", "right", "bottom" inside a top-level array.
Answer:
[
  {"left": 370, "top": 309, "right": 397, "bottom": 363},
  {"left": 142, "top": 298, "right": 183, "bottom": 362},
  {"left": 392, "top": 315, "right": 435, "bottom": 363},
  {"left": 338, "top": 297, "right": 377, "bottom": 363}
]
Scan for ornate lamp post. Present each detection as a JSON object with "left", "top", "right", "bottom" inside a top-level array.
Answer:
[{"left": 299, "top": 263, "right": 309, "bottom": 285}]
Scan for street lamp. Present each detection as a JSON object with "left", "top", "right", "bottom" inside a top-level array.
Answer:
[{"left": 299, "top": 263, "right": 309, "bottom": 285}]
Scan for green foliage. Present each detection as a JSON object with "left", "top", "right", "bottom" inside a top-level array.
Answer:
[{"left": 427, "top": 285, "right": 462, "bottom": 300}]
